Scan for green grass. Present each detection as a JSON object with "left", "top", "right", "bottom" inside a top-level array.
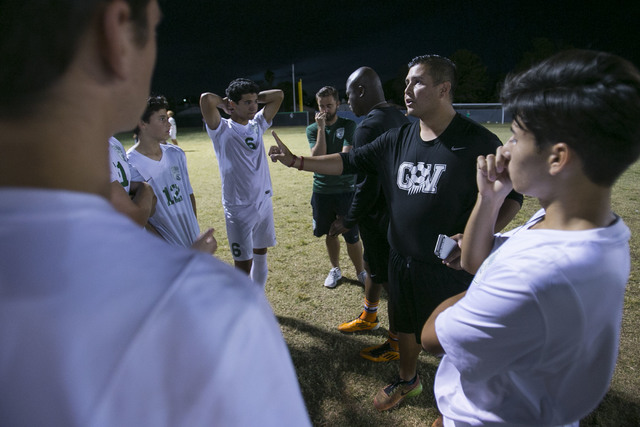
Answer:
[{"left": 116, "top": 124, "right": 640, "bottom": 426}]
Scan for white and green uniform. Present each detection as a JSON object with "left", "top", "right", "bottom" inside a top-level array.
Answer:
[
  {"left": 206, "top": 109, "right": 273, "bottom": 206},
  {"left": 127, "top": 143, "right": 200, "bottom": 247},
  {"left": 109, "top": 136, "right": 141, "bottom": 192},
  {"left": 206, "top": 109, "right": 276, "bottom": 261}
]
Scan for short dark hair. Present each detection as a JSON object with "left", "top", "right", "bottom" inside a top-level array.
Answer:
[
  {"left": 501, "top": 49, "right": 640, "bottom": 187},
  {"left": 408, "top": 55, "right": 457, "bottom": 99},
  {"left": 0, "top": 0, "right": 152, "bottom": 118},
  {"left": 316, "top": 86, "right": 339, "bottom": 102},
  {"left": 225, "top": 78, "right": 260, "bottom": 103},
  {"left": 134, "top": 95, "right": 168, "bottom": 136}
]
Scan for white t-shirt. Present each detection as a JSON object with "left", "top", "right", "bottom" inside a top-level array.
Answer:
[
  {"left": 206, "top": 109, "right": 273, "bottom": 206},
  {"left": 128, "top": 143, "right": 200, "bottom": 247},
  {"left": 435, "top": 209, "right": 630, "bottom": 426},
  {"left": 0, "top": 188, "right": 311, "bottom": 427},
  {"left": 108, "top": 136, "right": 141, "bottom": 193}
]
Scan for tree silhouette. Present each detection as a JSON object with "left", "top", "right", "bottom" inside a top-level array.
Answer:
[
  {"left": 515, "top": 37, "right": 574, "bottom": 72},
  {"left": 264, "top": 69, "right": 275, "bottom": 88},
  {"left": 276, "top": 81, "right": 294, "bottom": 111},
  {"left": 383, "top": 64, "right": 409, "bottom": 107},
  {"left": 450, "top": 49, "right": 489, "bottom": 103}
]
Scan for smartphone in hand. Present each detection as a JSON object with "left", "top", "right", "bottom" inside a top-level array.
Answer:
[{"left": 434, "top": 234, "right": 457, "bottom": 259}]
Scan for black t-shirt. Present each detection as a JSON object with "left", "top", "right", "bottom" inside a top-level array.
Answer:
[
  {"left": 342, "top": 113, "right": 522, "bottom": 263},
  {"left": 343, "top": 106, "right": 410, "bottom": 231}
]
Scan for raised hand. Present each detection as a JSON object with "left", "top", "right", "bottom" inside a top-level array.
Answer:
[
  {"left": 269, "top": 131, "right": 295, "bottom": 166},
  {"left": 476, "top": 145, "right": 513, "bottom": 201},
  {"left": 315, "top": 112, "right": 326, "bottom": 129}
]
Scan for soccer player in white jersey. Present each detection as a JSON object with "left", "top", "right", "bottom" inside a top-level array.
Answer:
[
  {"left": 200, "top": 79, "right": 283, "bottom": 287},
  {"left": 0, "top": 1, "right": 310, "bottom": 426},
  {"left": 128, "top": 95, "right": 215, "bottom": 251},
  {"left": 108, "top": 136, "right": 156, "bottom": 226},
  {"left": 167, "top": 109, "right": 178, "bottom": 145}
]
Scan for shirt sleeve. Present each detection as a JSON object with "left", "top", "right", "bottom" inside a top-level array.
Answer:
[
  {"left": 255, "top": 109, "right": 270, "bottom": 131},
  {"left": 306, "top": 124, "right": 317, "bottom": 148},
  {"left": 343, "top": 126, "right": 384, "bottom": 227},
  {"left": 343, "top": 120, "right": 356, "bottom": 147},
  {"left": 178, "top": 149, "right": 194, "bottom": 195}
]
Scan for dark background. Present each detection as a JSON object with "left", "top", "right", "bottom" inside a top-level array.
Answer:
[{"left": 153, "top": 0, "right": 640, "bottom": 111}]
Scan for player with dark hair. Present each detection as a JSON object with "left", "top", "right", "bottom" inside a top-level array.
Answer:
[
  {"left": 0, "top": 1, "right": 310, "bottom": 425},
  {"left": 422, "top": 49, "right": 640, "bottom": 427},
  {"left": 307, "top": 85, "right": 365, "bottom": 288},
  {"left": 331, "top": 67, "right": 409, "bottom": 365},
  {"left": 225, "top": 77, "right": 261, "bottom": 102},
  {"left": 128, "top": 95, "right": 216, "bottom": 251},
  {"left": 200, "top": 79, "right": 284, "bottom": 288},
  {"left": 270, "top": 54, "right": 522, "bottom": 411}
]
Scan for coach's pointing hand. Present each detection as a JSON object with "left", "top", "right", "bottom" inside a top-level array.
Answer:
[{"left": 269, "top": 131, "right": 295, "bottom": 165}]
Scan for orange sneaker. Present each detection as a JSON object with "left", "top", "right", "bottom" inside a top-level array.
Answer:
[
  {"left": 338, "top": 312, "right": 379, "bottom": 332},
  {"left": 360, "top": 340, "right": 399, "bottom": 362}
]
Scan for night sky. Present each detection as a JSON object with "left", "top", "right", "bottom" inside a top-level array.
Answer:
[{"left": 152, "top": 0, "right": 640, "bottom": 105}]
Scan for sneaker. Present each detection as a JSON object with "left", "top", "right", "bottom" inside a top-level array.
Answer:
[
  {"left": 338, "top": 312, "right": 380, "bottom": 332},
  {"left": 357, "top": 270, "right": 367, "bottom": 285},
  {"left": 324, "top": 267, "right": 342, "bottom": 288},
  {"left": 373, "top": 374, "right": 422, "bottom": 411},
  {"left": 360, "top": 340, "right": 399, "bottom": 362}
]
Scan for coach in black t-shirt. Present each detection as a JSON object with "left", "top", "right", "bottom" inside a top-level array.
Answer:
[
  {"left": 330, "top": 67, "right": 409, "bottom": 364},
  {"left": 269, "top": 55, "right": 523, "bottom": 412}
]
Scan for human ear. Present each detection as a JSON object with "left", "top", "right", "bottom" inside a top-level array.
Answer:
[
  {"left": 548, "top": 142, "right": 570, "bottom": 176},
  {"left": 440, "top": 81, "right": 451, "bottom": 98},
  {"left": 101, "top": 0, "right": 135, "bottom": 79}
]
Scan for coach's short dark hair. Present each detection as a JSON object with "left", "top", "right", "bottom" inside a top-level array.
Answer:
[
  {"left": 0, "top": 0, "right": 152, "bottom": 118},
  {"left": 501, "top": 49, "right": 640, "bottom": 187},
  {"left": 225, "top": 78, "right": 260, "bottom": 103},
  {"left": 316, "top": 86, "right": 339, "bottom": 102},
  {"left": 134, "top": 95, "right": 168, "bottom": 136},
  {"left": 408, "top": 55, "right": 457, "bottom": 100}
]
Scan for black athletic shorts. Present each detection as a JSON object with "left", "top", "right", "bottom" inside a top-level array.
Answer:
[
  {"left": 310, "top": 192, "right": 360, "bottom": 244},
  {"left": 388, "top": 247, "right": 473, "bottom": 343},
  {"left": 359, "top": 220, "right": 389, "bottom": 284}
]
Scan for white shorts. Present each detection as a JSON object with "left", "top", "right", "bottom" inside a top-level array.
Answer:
[{"left": 223, "top": 197, "right": 276, "bottom": 261}]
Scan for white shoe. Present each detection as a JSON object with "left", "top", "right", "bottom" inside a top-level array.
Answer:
[
  {"left": 324, "top": 267, "right": 342, "bottom": 288},
  {"left": 357, "top": 270, "right": 367, "bottom": 285}
]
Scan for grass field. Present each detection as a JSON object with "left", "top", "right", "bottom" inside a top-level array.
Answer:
[{"left": 118, "top": 124, "right": 640, "bottom": 426}]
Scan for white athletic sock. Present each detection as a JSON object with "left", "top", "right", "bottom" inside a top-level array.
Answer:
[{"left": 250, "top": 253, "right": 268, "bottom": 288}]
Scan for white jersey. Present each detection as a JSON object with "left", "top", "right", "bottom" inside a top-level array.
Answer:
[
  {"left": 108, "top": 136, "right": 140, "bottom": 193},
  {"left": 168, "top": 116, "right": 177, "bottom": 140},
  {"left": 0, "top": 189, "right": 311, "bottom": 427},
  {"left": 435, "top": 209, "right": 630, "bottom": 426},
  {"left": 206, "top": 109, "right": 273, "bottom": 206},
  {"left": 127, "top": 144, "right": 200, "bottom": 247}
]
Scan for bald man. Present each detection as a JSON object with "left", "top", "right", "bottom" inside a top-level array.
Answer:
[{"left": 331, "top": 67, "right": 409, "bottom": 364}]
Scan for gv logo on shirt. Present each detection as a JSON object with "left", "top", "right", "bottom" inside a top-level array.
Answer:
[
  {"left": 336, "top": 127, "right": 345, "bottom": 139},
  {"left": 397, "top": 162, "right": 446, "bottom": 195}
]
